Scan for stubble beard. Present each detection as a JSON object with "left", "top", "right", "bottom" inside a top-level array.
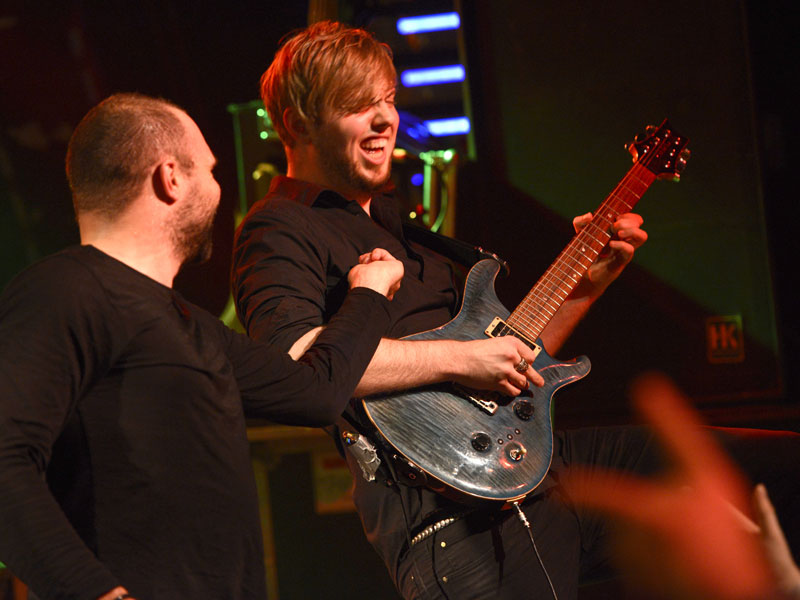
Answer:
[
  {"left": 317, "top": 136, "right": 392, "bottom": 197},
  {"left": 171, "top": 190, "right": 217, "bottom": 266}
]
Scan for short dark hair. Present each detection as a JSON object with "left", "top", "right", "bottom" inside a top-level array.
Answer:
[
  {"left": 66, "top": 93, "right": 192, "bottom": 218},
  {"left": 260, "top": 21, "right": 396, "bottom": 146}
]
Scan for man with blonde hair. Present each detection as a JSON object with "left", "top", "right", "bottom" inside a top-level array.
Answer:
[
  {"left": 0, "top": 92, "right": 403, "bottom": 600},
  {"left": 231, "top": 20, "right": 659, "bottom": 599}
]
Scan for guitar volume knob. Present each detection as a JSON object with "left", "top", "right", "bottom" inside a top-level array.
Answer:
[
  {"left": 471, "top": 432, "right": 492, "bottom": 452},
  {"left": 514, "top": 400, "right": 534, "bottom": 421}
]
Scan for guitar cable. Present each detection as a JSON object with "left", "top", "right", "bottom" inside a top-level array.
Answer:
[
  {"left": 383, "top": 448, "right": 557, "bottom": 599},
  {"left": 512, "top": 500, "right": 559, "bottom": 600}
]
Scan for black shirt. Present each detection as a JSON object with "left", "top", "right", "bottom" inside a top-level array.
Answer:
[
  {"left": 233, "top": 176, "right": 475, "bottom": 582},
  {"left": 0, "top": 245, "right": 391, "bottom": 599},
  {"left": 233, "top": 176, "right": 458, "bottom": 346}
]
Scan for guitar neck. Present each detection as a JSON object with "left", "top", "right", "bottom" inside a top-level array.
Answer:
[{"left": 506, "top": 162, "right": 657, "bottom": 341}]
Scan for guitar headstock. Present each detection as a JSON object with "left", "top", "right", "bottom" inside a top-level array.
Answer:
[{"left": 626, "top": 119, "right": 690, "bottom": 181}]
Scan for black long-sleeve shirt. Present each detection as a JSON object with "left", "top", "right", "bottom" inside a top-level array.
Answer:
[
  {"left": 232, "top": 176, "right": 465, "bottom": 582},
  {"left": 0, "top": 245, "right": 391, "bottom": 599}
]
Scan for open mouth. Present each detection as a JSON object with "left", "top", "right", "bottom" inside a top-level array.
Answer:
[{"left": 360, "top": 138, "right": 388, "bottom": 162}]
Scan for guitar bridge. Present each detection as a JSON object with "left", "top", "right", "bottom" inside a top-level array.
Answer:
[
  {"left": 485, "top": 317, "right": 542, "bottom": 357},
  {"left": 453, "top": 384, "right": 499, "bottom": 415}
]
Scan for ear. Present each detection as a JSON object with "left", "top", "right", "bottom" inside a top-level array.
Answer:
[
  {"left": 282, "top": 107, "right": 312, "bottom": 145},
  {"left": 152, "top": 159, "right": 181, "bottom": 205}
]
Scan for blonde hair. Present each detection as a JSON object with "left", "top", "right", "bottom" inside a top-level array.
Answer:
[{"left": 260, "top": 21, "right": 396, "bottom": 146}]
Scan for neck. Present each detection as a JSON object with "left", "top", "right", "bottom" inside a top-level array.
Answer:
[
  {"left": 286, "top": 148, "right": 373, "bottom": 216},
  {"left": 79, "top": 213, "right": 181, "bottom": 288}
]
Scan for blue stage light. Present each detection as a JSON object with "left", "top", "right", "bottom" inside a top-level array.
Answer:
[
  {"left": 397, "top": 12, "right": 460, "bottom": 35},
  {"left": 401, "top": 65, "right": 466, "bottom": 87},
  {"left": 423, "top": 117, "right": 471, "bottom": 136}
]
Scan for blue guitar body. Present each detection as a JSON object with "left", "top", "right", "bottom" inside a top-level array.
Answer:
[{"left": 362, "top": 258, "right": 591, "bottom": 502}]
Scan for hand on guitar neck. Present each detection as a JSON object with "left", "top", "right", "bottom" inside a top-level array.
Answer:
[
  {"left": 570, "top": 211, "right": 648, "bottom": 300},
  {"left": 537, "top": 211, "right": 648, "bottom": 355}
]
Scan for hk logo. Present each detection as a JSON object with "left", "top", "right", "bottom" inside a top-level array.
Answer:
[{"left": 706, "top": 315, "right": 744, "bottom": 363}]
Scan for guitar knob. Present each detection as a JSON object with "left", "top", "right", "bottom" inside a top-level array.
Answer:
[
  {"left": 514, "top": 400, "right": 534, "bottom": 421},
  {"left": 471, "top": 432, "right": 492, "bottom": 453},
  {"left": 677, "top": 149, "right": 691, "bottom": 172},
  {"left": 506, "top": 442, "right": 526, "bottom": 462}
]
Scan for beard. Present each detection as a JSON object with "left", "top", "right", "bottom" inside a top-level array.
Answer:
[
  {"left": 171, "top": 187, "right": 217, "bottom": 266},
  {"left": 314, "top": 131, "right": 393, "bottom": 197}
]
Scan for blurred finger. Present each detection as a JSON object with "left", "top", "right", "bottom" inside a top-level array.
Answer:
[
  {"left": 753, "top": 484, "right": 787, "bottom": 543},
  {"left": 630, "top": 373, "right": 744, "bottom": 489},
  {"left": 726, "top": 494, "right": 761, "bottom": 535},
  {"left": 572, "top": 212, "right": 593, "bottom": 233}
]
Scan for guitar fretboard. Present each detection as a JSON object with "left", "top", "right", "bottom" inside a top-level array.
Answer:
[{"left": 504, "top": 162, "right": 657, "bottom": 342}]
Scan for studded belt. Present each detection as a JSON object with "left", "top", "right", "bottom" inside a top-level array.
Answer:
[{"left": 410, "top": 515, "right": 461, "bottom": 546}]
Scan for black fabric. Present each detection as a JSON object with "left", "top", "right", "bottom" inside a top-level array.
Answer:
[
  {"left": 233, "top": 176, "right": 459, "bottom": 347},
  {"left": 0, "top": 245, "right": 392, "bottom": 600},
  {"left": 232, "top": 176, "right": 800, "bottom": 599}
]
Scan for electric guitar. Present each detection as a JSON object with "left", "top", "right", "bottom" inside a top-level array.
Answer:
[{"left": 361, "top": 120, "right": 690, "bottom": 502}]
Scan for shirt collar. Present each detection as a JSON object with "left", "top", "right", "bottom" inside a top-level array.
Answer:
[{"left": 268, "top": 175, "right": 395, "bottom": 217}]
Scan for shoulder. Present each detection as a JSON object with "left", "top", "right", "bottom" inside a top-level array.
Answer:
[
  {"left": 1, "top": 247, "right": 101, "bottom": 305},
  {"left": 234, "top": 193, "right": 325, "bottom": 257},
  {"left": 0, "top": 247, "right": 122, "bottom": 350},
  {"left": 240, "top": 194, "right": 316, "bottom": 233},
  {"left": 1, "top": 246, "right": 166, "bottom": 329}
]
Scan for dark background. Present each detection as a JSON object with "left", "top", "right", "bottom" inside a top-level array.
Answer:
[{"left": 1, "top": 1, "right": 797, "bottom": 598}]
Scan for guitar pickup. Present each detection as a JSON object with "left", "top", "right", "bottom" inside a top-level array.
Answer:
[
  {"left": 484, "top": 317, "right": 543, "bottom": 357},
  {"left": 453, "top": 384, "right": 499, "bottom": 415}
]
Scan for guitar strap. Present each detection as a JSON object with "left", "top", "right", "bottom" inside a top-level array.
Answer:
[{"left": 401, "top": 222, "right": 510, "bottom": 274}]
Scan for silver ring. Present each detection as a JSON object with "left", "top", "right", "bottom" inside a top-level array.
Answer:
[{"left": 514, "top": 358, "right": 529, "bottom": 373}]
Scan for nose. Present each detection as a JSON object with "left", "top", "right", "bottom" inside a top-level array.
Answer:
[{"left": 371, "top": 100, "right": 397, "bottom": 133}]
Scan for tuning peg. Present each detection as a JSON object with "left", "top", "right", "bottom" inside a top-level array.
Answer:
[
  {"left": 645, "top": 125, "right": 658, "bottom": 136},
  {"left": 626, "top": 141, "right": 639, "bottom": 162},
  {"left": 676, "top": 149, "right": 691, "bottom": 172}
]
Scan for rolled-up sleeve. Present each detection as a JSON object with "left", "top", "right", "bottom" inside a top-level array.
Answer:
[{"left": 232, "top": 200, "right": 329, "bottom": 350}]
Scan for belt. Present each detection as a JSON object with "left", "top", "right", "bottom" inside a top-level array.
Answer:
[{"left": 410, "top": 514, "right": 464, "bottom": 546}]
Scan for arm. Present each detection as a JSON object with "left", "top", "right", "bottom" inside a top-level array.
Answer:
[
  {"left": 0, "top": 258, "right": 125, "bottom": 599},
  {"left": 231, "top": 252, "right": 401, "bottom": 425},
  {"left": 353, "top": 336, "right": 541, "bottom": 397},
  {"left": 232, "top": 203, "right": 542, "bottom": 399},
  {"left": 284, "top": 251, "right": 542, "bottom": 397},
  {"left": 539, "top": 211, "right": 647, "bottom": 354}
]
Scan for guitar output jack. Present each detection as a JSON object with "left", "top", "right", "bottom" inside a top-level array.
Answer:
[{"left": 506, "top": 442, "right": 526, "bottom": 462}]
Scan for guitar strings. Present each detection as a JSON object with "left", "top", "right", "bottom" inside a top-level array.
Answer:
[{"left": 503, "top": 163, "right": 654, "bottom": 343}]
